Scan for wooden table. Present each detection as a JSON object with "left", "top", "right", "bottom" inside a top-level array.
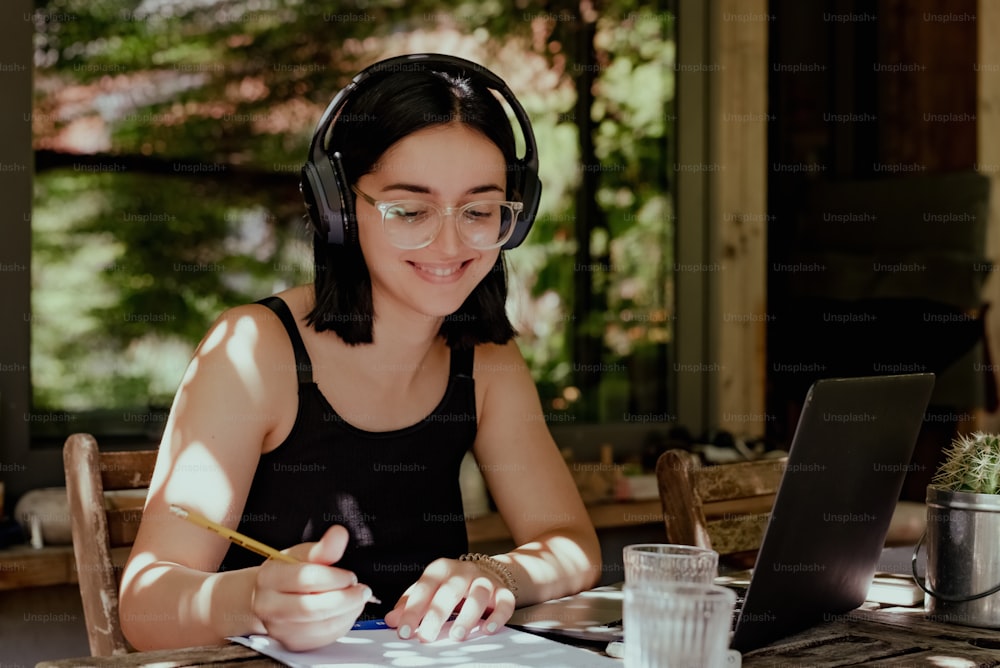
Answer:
[
  {"left": 741, "top": 602, "right": 1000, "bottom": 666},
  {"left": 35, "top": 601, "right": 1000, "bottom": 667}
]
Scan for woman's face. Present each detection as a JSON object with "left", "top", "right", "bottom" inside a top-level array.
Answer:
[{"left": 354, "top": 122, "right": 507, "bottom": 325}]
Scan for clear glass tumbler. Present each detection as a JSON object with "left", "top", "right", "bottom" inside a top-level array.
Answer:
[
  {"left": 624, "top": 581, "right": 737, "bottom": 668},
  {"left": 623, "top": 543, "right": 719, "bottom": 585}
]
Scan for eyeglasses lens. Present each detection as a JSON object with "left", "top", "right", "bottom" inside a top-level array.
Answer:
[{"left": 382, "top": 201, "right": 517, "bottom": 250}]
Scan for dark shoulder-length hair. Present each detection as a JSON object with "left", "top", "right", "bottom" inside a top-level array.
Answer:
[{"left": 306, "top": 66, "right": 520, "bottom": 349}]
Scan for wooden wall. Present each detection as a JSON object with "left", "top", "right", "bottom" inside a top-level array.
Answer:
[
  {"left": 878, "top": 0, "right": 978, "bottom": 171},
  {"left": 711, "top": 0, "right": 999, "bottom": 441}
]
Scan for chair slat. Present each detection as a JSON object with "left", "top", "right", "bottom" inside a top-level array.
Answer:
[
  {"left": 99, "top": 451, "right": 158, "bottom": 490},
  {"left": 657, "top": 448, "right": 788, "bottom": 559},
  {"left": 705, "top": 515, "right": 771, "bottom": 555},
  {"left": 107, "top": 508, "right": 145, "bottom": 548},
  {"left": 695, "top": 458, "right": 785, "bottom": 502}
]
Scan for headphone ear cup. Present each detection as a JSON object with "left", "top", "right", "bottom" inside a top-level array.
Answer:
[
  {"left": 300, "top": 163, "right": 330, "bottom": 242},
  {"left": 502, "top": 167, "right": 542, "bottom": 250},
  {"left": 300, "top": 159, "right": 346, "bottom": 245}
]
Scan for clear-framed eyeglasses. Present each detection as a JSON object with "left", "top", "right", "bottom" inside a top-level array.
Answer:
[{"left": 351, "top": 185, "right": 523, "bottom": 250}]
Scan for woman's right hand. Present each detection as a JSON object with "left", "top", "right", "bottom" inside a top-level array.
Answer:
[{"left": 251, "top": 525, "right": 372, "bottom": 651}]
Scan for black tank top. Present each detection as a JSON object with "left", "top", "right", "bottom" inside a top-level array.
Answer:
[{"left": 219, "top": 296, "right": 477, "bottom": 617}]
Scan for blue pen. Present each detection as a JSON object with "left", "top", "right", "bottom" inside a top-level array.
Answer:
[{"left": 351, "top": 612, "right": 457, "bottom": 631}]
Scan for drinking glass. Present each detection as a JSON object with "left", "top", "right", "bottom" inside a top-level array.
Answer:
[
  {"left": 623, "top": 543, "right": 719, "bottom": 585},
  {"left": 624, "top": 581, "right": 737, "bottom": 668}
]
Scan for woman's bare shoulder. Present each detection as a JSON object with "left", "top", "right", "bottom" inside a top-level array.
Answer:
[
  {"left": 196, "top": 289, "right": 307, "bottom": 360},
  {"left": 472, "top": 340, "right": 530, "bottom": 377},
  {"left": 176, "top": 292, "right": 307, "bottom": 412}
]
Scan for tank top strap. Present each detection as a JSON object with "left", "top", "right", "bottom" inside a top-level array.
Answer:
[
  {"left": 256, "top": 296, "right": 313, "bottom": 384},
  {"left": 450, "top": 345, "right": 474, "bottom": 379}
]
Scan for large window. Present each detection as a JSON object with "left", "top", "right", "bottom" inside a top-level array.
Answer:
[{"left": 26, "top": 0, "right": 677, "bottom": 443}]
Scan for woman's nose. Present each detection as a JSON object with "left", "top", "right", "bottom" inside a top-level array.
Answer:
[{"left": 431, "top": 212, "right": 466, "bottom": 254}]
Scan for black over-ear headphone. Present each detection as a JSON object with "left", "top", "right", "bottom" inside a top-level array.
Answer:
[{"left": 300, "top": 53, "right": 541, "bottom": 249}]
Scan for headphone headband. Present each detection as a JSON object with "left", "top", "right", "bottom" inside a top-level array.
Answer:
[{"left": 300, "top": 53, "right": 541, "bottom": 248}]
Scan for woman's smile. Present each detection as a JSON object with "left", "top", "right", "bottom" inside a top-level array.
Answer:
[{"left": 409, "top": 259, "right": 472, "bottom": 282}]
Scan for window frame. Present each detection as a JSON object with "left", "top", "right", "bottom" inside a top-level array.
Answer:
[{"left": 0, "top": 0, "right": 719, "bottom": 502}]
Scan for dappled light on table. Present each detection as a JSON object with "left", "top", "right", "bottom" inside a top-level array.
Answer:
[{"left": 232, "top": 622, "right": 619, "bottom": 667}]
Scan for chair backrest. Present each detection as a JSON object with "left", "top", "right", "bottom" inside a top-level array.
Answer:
[
  {"left": 655, "top": 449, "right": 786, "bottom": 563},
  {"left": 63, "top": 433, "right": 157, "bottom": 657}
]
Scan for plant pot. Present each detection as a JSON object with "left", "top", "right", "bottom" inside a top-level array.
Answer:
[{"left": 913, "top": 485, "right": 1000, "bottom": 628}]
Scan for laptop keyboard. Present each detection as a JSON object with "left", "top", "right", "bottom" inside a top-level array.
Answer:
[{"left": 729, "top": 584, "right": 748, "bottom": 630}]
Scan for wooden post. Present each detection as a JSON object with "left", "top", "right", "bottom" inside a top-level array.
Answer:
[
  {"left": 715, "top": 0, "right": 770, "bottom": 436},
  {"left": 979, "top": 0, "right": 1000, "bottom": 430}
]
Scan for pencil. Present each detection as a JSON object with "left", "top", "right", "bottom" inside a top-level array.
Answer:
[
  {"left": 169, "top": 504, "right": 299, "bottom": 563},
  {"left": 168, "top": 504, "right": 381, "bottom": 603}
]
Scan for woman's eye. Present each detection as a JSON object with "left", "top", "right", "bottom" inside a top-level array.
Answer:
[
  {"left": 464, "top": 205, "right": 498, "bottom": 220},
  {"left": 389, "top": 205, "right": 430, "bottom": 220}
]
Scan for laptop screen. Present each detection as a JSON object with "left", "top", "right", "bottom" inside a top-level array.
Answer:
[{"left": 731, "top": 372, "right": 934, "bottom": 651}]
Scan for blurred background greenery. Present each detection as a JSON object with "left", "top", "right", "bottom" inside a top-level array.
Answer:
[{"left": 29, "top": 0, "right": 676, "bottom": 436}]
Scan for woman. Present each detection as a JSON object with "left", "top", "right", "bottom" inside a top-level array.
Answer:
[{"left": 118, "top": 53, "right": 601, "bottom": 652}]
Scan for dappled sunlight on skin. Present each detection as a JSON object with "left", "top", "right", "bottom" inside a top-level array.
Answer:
[
  {"left": 507, "top": 534, "right": 598, "bottom": 604},
  {"left": 164, "top": 441, "right": 237, "bottom": 516},
  {"left": 148, "top": 321, "right": 220, "bottom": 497},
  {"left": 120, "top": 307, "right": 285, "bottom": 648},
  {"left": 189, "top": 570, "right": 255, "bottom": 639},
  {"left": 199, "top": 317, "right": 230, "bottom": 356},
  {"left": 545, "top": 534, "right": 596, "bottom": 581},
  {"left": 152, "top": 310, "right": 272, "bottom": 524},
  {"left": 225, "top": 314, "right": 267, "bottom": 405},
  {"left": 124, "top": 556, "right": 259, "bottom": 643}
]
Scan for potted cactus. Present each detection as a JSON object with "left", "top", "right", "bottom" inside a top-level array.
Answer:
[
  {"left": 914, "top": 432, "right": 1000, "bottom": 628},
  {"left": 933, "top": 431, "right": 1000, "bottom": 494}
]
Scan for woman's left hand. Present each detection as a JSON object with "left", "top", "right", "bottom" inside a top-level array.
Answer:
[{"left": 383, "top": 557, "right": 516, "bottom": 642}]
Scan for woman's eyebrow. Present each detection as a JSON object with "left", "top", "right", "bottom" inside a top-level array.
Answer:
[{"left": 379, "top": 182, "right": 505, "bottom": 196}]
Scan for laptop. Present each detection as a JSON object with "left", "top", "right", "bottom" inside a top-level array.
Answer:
[{"left": 507, "top": 373, "right": 935, "bottom": 654}]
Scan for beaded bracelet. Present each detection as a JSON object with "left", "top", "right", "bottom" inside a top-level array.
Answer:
[{"left": 459, "top": 552, "right": 518, "bottom": 597}]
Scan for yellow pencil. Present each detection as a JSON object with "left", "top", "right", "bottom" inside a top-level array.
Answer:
[
  {"left": 169, "top": 504, "right": 381, "bottom": 604},
  {"left": 169, "top": 504, "right": 300, "bottom": 563}
]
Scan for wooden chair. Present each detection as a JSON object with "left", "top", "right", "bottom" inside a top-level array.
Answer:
[
  {"left": 655, "top": 448, "right": 927, "bottom": 568},
  {"left": 656, "top": 449, "right": 785, "bottom": 567},
  {"left": 63, "top": 433, "right": 157, "bottom": 656}
]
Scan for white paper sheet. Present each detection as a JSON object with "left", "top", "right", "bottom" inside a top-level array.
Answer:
[{"left": 229, "top": 623, "right": 621, "bottom": 667}]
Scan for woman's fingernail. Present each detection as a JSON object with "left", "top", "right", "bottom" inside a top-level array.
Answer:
[
  {"left": 450, "top": 625, "right": 466, "bottom": 640},
  {"left": 486, "top": 622, "right": 498, "bottom": 633},
  {"left": 399, "top": 624, "right": 412, "bottom": 639}
]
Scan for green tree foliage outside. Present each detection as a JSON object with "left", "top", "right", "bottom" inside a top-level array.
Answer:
[{"left": 29, "top": 0, "right": 675, "bottom": 434}]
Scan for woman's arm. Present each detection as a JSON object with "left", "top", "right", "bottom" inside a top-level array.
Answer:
[
  {"left": 118, "top": 304, "right": 369, "bottom": 651},
  {"left": 385, "top": 341, "right": 601, "bottom": 642},
  {"left": 472, "top": 341, "right": 602, "bottom": 602}
]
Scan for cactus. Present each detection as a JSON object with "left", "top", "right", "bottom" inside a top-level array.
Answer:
[{"left": 932, "top": 431, "right": 1000, "bottom": 495}]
